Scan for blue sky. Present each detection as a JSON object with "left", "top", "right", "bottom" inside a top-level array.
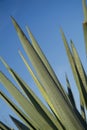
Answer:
[{"left": 0, "top": 0, "right": 86, "bottom": 129}]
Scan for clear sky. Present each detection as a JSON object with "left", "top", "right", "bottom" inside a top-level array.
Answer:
[{"left": 0, "top": 0, "right": 86, "bottom": 129}]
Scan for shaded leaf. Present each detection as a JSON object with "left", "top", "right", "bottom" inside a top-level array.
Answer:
[
  {"left": 0, "top": 121, "right": 12, "bottom": 130},
  {"left": 0, "top": 91, "right": 37, "bottom": 130},
  {"left": 10, "top": 115, "right": 30, "bottom": 130},
  {"left": 65, "top": 74, "right": 76, "bottom": 108},
  {"left": 11, "top": 17, "right": 86, "bottom": 130},
  {"left": 19, "top": 50, "right": 60, "bottom": 120},
  {"left": 0, "top": 72, "right": 51, "bottom": 130},
  {"left": 71, "top": 40, "right": 87, "bottom": 108},
  {"left": 60, "top": 29, "right": 86, "bottom": 108},
  {"left": 26, "top": 26, "right": 67, "bottom": 100},
  {"left": 80, "top": 95, "right": 86, "bottom": 121}
]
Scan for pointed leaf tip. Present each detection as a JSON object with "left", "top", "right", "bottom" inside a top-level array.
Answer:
[
  {"left": 11, "top": 16, "right": 15, "bottom": 22},
  {"left": 26, "top": 25, "right": 30, "bottom": 32},
  {"left": 0, "top": 57, "right": 10, "bottom": 70},
  {"left": 11, "top": 17, "right": 21, "bottom": 33},
  {"left": 11, "top": 16, "right": 16, "bottom": 25}
]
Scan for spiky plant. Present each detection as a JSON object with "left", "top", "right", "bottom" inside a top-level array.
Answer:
[{"left": 0, "top": 0, "right": 87, "bottom": 129}]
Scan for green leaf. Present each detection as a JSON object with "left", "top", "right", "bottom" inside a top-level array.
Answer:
[
  {"left": 0, "top": 121, "right": 12, "bottom": 130},
  {"left": 11, "top": 17, "right": 86, "bottom": 130},
  {"left": 26, "top": 26, "right": 67, "bottom": 100},
  {"left": 0, "top": 91, "right": 38, "bottom": 130},
  {"left": 80, "top": 96, "right": 86, "bottom": 121},
  {"left": 65, "top": 74, "right": 76, "bottom": 109},
  {"left": 0, "top": 56, "right": 25, "bottom": 95},
  {"left": 70, "top": 40, "right": 87, "bottom": 108},
  {"left": 82, "top": 0, "right": 87, "bottom": 54},
  {"left": 82, "top": 0, "right": 87, "bottom": 22},
  {"left": 71, "top": 41, "right": 87, "bottom": 90},
  {"left": 19, "top": 51, "right": 60, "bottom": 120},
  {"left": 0, "top": 58, "right": 62, "bottom": 130},
  {"left": 0, "top": 72, "right": 52, "bottom": 130},
  {"left": 60, "top": 29, "right": 87, "bottom": 109},
  {"left": 83, "top": 22, "right": 87, "bottom": 55},
  {"left": 10, "top": 115, "right": 30, "bottom": 130},
  {"left": 9, "top": 71, "right": 62, "bottom": 130}
]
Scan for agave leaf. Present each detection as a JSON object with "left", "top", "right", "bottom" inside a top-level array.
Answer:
[
  {"left": 65, "top": 74, "right": 76, "bottom": 109},
  {"left": 61, "top": 29, "right": 87, "bottom": 128},
  {"left": 10, "top": 115, "right": 30, "bottom": 130},
  {"left": 0, "top": 91, "right": 38, "bottom": 130},
  {"left": 26, "top": 26, "right": 67, "bottom": 100},
  {"left": 60, "top": 29, "right": 87, "bottom": 108},
  {"left": 19, "top": 51, "right": 66, "bottom": 129},
  {"left": 80, "top": 96, "right": 86, "bottom": 121},
  {"left": 9, "top": 71, "right": 61, "bottom": 130},
  {"left": 11, "top": 73, "right": 61, "bottom": 130},
  {"left": 11, "top": 16, "right": 62, "bottom": 119},
  {"left": 11, "top": 17, "right": 86, "bottom": 130},
  {"left": 70, "top": 40, "right": 87, "bottom": 108},
  {"left": 0, "top": 57, "right": 25, "bottom": 95},
  {"left": 0, "top": 59, "right": 60, "bottom": 130},
  {"left": 83, "top": 22, "right": 87, "bottom": 55},
  {"left": 65, "top": 74, "right": 86, "bottom": 124},
  {"left": 19, "top": 51, "right": 60, "bottom": 119},
  {"left": 71, "top": 40, "right": 87, "bottom": 91},
  {"left": 0, "top": 72, "right": 53, "bottom": 130},
  {"left": 0, "top": 121, "right": 12, "bottom": 130},
  {"left": 82, "top": 0, "right": 87, "bottom": 54},
  {"left": 1, "top": 57, "right": 64, "bottom": 130},
  {"left": 26, "top": 26, "right": 59, "bottom": 85},
  {"left": 65, "top": 75, "right": 86, "bottom": 126},
  {"left": 82, "top": 0, "right": 87, "bottom": 22}
]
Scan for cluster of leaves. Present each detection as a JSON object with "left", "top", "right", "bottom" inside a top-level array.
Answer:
[{"left": 0, "top": 0, "right": 87, "bottom": 130}]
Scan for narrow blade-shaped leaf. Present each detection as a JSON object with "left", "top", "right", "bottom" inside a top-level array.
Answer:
[
  {"left": 71, "top": 40, "right": 87, "bottom": 108},
  {"left": 11, "top": 17, "right": 86, "bottom": 130},
  {"left": 0, "top": 58, "right": 61, "bottom": 130},
  {"left": 61, "top": 29, "right": 87, "bottom": 128},
  {"left": 65, "top": 74, "right": 76, "bottom": 109},
  {"left": 0, "top": 121, "right": 12, "bottom": 130},
  {"left": 0, "top": 72, "right": 52, "bottom": 130},
  {"left": 3, "top": 62, "right": 61, "bottom": 130},
  {"left": 83, "top": 22, "right": 87, "bottom": 55},
  {"left": 80, "top": 96, "right": 86, "bottom": 121},
  {"left": 0, "top": 91, "right": 38, "bottom": 130},
  {"left": 71, "top": 40, "right": 87, "bottom": 91},
  {"left": 82, "top": 0, "right": 87, "bottom": 22},
  {"left": 9, "top": 70, "right": 62, "bottom": 130},
  {"left": 82, "top": 0, "right": 87, "bottom": 54},
  {"left": 26, "top": 26, "right": 67, "bottom": 100},
  {"left": 19, "top": 50, "right": 60, "bottom": 120},
  {"left": 60, "top": 29, "right": 86, "bottom": 108},
  {"left": 10, "top": 115, "right": 30, "bottom": 130}
]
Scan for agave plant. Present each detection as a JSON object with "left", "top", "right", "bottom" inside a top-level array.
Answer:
[{"left": 0, "top": 0, "right": 87, "bottom": 129}]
